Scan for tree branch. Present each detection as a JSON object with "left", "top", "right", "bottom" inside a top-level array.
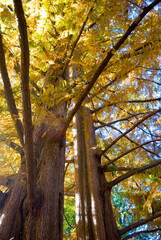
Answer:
[
  {"left": 64, "top": 213, "right": 74, "bottom": 229},
  {"left": 94, "top": 112, "right": 148, "bottom": 130},
  {"left": 99, "top": 108, "right": 161, "bottom": 157},
  {"left": 119, "top": 212, "right": 161, "bottom": 236},
  {"left": 136, "top": 77, "right": 161, "bottom": 86},
  {"left": 104, "top": 166, "right": 132, "bottom": 172},
  {"left": 13, "top": 0, "right": 36, "bottom": 201},
  {"left": 62, "top": 7, "right": 93, "bottom": 75},
  {"left": 103, "top": 139, "right": 161, "bottom": 169},
  {"left": 0, "top": 174, "right": 17, "bottom": 188},
  {"left": 30, "top": 78, "right": 42, "bottom": 93},
  {"left": 109, "top": 125, "right": 160, "bottom": 158},
  {"left": 91, "top": 39, "right": 160, "bottom": 102},
  {"left": 0, "top": 32, "right": 24, "bottom": 146},
  {"left": 65, "top": 159, "right": 74, "bottom": 164},
  {"left": 122, "top": 228, "right": 161, "bottom": 240},
  {"left": 92, "top": 97, "right": 161, "bottom": 114},
  {"left": 119, "top": 97, "right": 161, "bottom": 104},
  {"left": 0, "top": 138, "right": 24, "bottom": 156},
  {"left": 58, "top": 0, "right": 160, "bottom": 137},
  {"left": 127, "top": 0, "right": 144, "bottom": 9},
  {"left": 64, "top": 191, "right": 75, "bottom": 197},
  {"left": 106, "top": 158, "right": 161, "bottom": 190}
]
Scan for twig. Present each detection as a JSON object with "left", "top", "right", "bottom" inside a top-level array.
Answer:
[
  {"left": 109, "top": 125, "right": 160, "bottom": 158},
  {"left": 102, "top": 139, "right": 161, "bottom": 168},
  {"left": 99, "top": 108, "right": 161, "bottom": 157}
]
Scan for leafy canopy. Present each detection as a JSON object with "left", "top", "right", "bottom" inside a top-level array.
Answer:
[{"left": 0, "top": 0, "right": 161, "bottom": 238}]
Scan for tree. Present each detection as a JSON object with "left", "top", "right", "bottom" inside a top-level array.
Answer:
[{"left": 0, "top": 0, "right": 161, "bottom": 239}]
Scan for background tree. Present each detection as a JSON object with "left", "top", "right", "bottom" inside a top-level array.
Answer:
[{"left": 0, "top": 0, "right": 161, "bottom": 239}]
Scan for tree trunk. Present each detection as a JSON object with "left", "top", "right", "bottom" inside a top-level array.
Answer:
[
  {"left": 0, "top": 160, "right": 26, "bottom": 240},
  {"left": 22, "top": 100, "right": 67, "bottom": 240},
  {"left": 22, "top": 136, "right": 66, "bottom": 240},
  {"left": 0, "top": 101, "right": 66, "bottom": 240},
  {"left": 74, "top": 106, "right": 120, "bottom": 240}
]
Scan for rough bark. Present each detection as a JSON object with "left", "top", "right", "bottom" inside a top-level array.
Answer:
[
  {"left": 74, "top": 106, "right": 120, "bottom": 240},
  {"left": 21, "top": 137, "right": 66, "bottom": 240},
  {"left": 21, "top": 98, "right": 67, "bottom": 240},
  {"left": 35, "top": 136, "right": 65, "bottom": 239},
  {"left": 0, "top": 160, "right": 26, "bottom": 240},
  {"left": 0, "top": 99, "right": 67, "bottom": 240}
]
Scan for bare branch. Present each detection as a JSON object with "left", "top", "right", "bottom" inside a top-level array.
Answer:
[
  {"left": 0, "top": 32, "right": 24, "bottom": 145},
  {"left": 13, "top": 0, "right": 36, "bottom": 201},
  {"left": 64, "top": 163, "right": 70, "bottom": 176},
  {"left": 99, "top": 108, "right": 161, "bottom": 157},
  {"left": 122, "top": 228, "right": 161, "bottom": 240},
  {"left": 119, "top": 212, "right": 161, "bottom": 236},
  {"left": 140, "top": 67, "right": 161, "bottom": 71}
]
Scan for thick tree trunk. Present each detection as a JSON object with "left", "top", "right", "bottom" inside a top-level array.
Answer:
[
  {"left": 35, "top": 138, "right": 65, "bottom": 239},
  {"left": 0, "top": 102, "right": 66, "bottom": 240},
  {"left": 74, "top": 106, "right": 120, "bottom": 240},
  {"left": 22, "top": 136, "right": 66, "bottom": 240},
  {"left": 22, "top": 101, "right": 67, "bottom": 240}
]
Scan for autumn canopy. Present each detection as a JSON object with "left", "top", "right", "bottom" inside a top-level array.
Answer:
[{"left": 0, "top": 0, "right": 161, "bottom": 239}]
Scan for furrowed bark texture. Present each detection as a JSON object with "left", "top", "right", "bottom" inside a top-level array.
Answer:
[
  {"left": 74, "top": 106, "right": 120, "bottom": 240},
  {"left": 35, "top": 138, "right": 65, "bottom": 239},
  {"left": 0, "top": 104, "right": 66, "bottom": 240},
  {"left": 22, "top": 99, "right": 67, "bottom": 240}
]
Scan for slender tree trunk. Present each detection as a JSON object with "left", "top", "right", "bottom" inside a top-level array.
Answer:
[{"left": 74, "top": 106, "right": 120, "bottom": 240}]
